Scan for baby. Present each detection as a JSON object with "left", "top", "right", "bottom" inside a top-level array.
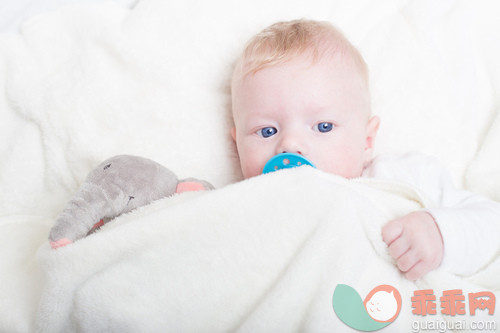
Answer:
[{"left": 230, "top": 19, "right": 500, "bottom": 280}]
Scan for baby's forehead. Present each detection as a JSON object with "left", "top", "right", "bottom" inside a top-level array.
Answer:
[
  {"left": 232, "top": 57, "right": 371, "bottom": 119},
  {"left": 233, "top": 53, "right": 369, "bottom": 100},
  {"left": 235, "top": 48, "right": 368, "bottom": 90}
]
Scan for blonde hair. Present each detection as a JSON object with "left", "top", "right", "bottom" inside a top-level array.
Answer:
[{"left": 232, "top": 19, "right": 368, "bottom": 83}]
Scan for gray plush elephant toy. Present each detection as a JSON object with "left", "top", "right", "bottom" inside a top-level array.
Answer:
[{"left": 49, "top": 155, "right": 213, "bottom": 249}]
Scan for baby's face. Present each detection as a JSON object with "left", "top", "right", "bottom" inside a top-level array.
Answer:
[{"left": 232, "top": 55, "right": 379, "bottom": 179}]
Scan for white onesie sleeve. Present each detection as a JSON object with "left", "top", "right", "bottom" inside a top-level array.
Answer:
[{"left": 363, "top": 152, "right": 500, "bottom": 276}]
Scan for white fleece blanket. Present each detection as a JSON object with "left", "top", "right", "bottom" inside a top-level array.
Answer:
[
  {"left": 1, "top": 0, "right": 500, "bottom": 332},
  {"left": 32, "top": 168, "right": 499, "bottom": 332}
]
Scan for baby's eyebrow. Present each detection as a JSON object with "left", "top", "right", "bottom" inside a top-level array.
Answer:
[
  {"left": 304, "top": 109, "right": 337, "bottom": 120},
  {"left": 243, "top": 112, "right": 275, "bottom": 123},
  {"left": 241, "top": 116, "right": 271, "bottom": 129}
]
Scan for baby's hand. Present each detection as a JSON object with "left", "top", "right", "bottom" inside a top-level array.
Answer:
[{"left": 382, "top": 211, "right": 443, "bottom": 281}]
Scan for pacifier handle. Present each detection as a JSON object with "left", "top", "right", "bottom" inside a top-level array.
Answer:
[{"left": 262, "top": 153, "right": 316, "bottom": 174}]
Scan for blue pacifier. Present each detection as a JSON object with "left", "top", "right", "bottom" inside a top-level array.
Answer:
[{"left": 262, "top": 153, "right": 316, "bottom": 174}]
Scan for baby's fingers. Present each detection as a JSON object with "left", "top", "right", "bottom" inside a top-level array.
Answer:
[
  {"left": 382, "top": 218, "right": 404, "bottom": 246},
  {"left": 404, "top": 261, "right": 429, "bottom": 281},
  {"left": 387, "top": 235, "right": 410, "bottom": 260},
  {"left": 395, "top": 250, "right": 419, "bottom": 273}
]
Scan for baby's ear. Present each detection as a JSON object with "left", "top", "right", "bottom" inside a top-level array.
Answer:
[
  {"left": 231, "top": 127, "right": 237, "bottom": 141},
  {"left": 364, "top": 116, "right": 380, "bottom": 155}
]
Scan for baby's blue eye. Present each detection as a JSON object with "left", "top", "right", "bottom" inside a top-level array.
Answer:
[
  {"left": 258, "top": 127, "right": 278, "bottom": 138},
  {"left": 315, "top": 122, "right": 334, "bottom": 133}
]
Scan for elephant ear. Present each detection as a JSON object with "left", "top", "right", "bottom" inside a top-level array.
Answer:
[{"left": 176, "top": 178, "right": 214, "bottom": 193}]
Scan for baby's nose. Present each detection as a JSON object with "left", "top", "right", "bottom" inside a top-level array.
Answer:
[
  {"left": 277, "top": 134, "right": 306, "bottom": 156},
  {"left": 280, "top": 148, "right": 303, "bottom": 155}
]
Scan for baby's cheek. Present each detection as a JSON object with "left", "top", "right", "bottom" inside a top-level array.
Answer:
[
  {"left": 243, "top": 146, "right": 275, "bottom": 178},
  {"left": 240, "top": 154, "right": 265, "bottom": 179},
  {"left": 241, "top": 163, "right": 259, "bottom": 179},
  {"left": 321, "top": 153, "right": 364, "bottom": 178}
]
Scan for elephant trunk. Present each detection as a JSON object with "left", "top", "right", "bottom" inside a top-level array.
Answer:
[{"left": 49, "top": 182, "right": 120, "bottom": 243}]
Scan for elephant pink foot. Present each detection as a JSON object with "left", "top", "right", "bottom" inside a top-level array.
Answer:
[{"left": 50, "top": 238, "right": 73, "bottom": 249}]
